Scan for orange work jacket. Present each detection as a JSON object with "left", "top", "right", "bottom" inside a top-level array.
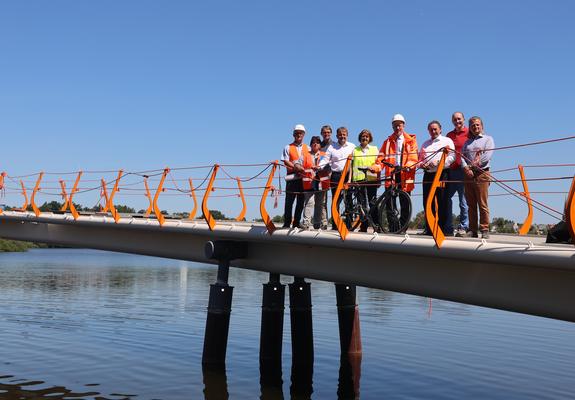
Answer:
[
  {"left": 372, "top": 132, "right": 418, "bottom": 192},
  {"left": 285, "top": 143, "right": 310, "bottom": 175},
  {"left": 302, "top": 150, "right": 330, "bottom": 191}
]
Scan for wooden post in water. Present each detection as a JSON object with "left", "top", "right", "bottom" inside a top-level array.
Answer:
[
  {"left": 289, "top": 276, "right": 314, "bottom": 398},
  {"left": 259, "top": 272, "right": 285, "bottom": 388}
]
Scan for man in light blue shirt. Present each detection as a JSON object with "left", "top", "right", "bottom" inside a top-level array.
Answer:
[{"left": 461, "top": 116, "right": 495, "bottom": 239}]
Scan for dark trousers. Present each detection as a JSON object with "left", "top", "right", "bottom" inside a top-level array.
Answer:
[
  {"left": 357, "top": 183, "right": 378, "bottom": 232},
  {"left": 330, "top": 171, "right": 351, "bottom": 229},
  {"left": 383, "top": 171, "right": 410, "bottom": 232},
  {"left": 422, "top": 170, "right": 451, "bottom": 235},
  {"left": 283, "top": 179, "right": 304, "bottom": 227}
]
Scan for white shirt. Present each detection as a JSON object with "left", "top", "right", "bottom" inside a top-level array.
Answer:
[
  {"left": 395, "top": 134, "right": 404, "bottom": 166},
  {"left": 325, "top": 141, "right": 356, "bottom": 172},
  {"left": 418, "top": 135, "right": 455, "bottom": 172}
]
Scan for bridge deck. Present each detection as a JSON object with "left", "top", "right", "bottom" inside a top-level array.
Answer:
[{"left": 0, "top": 211, "right": 573, "bottom": 322}]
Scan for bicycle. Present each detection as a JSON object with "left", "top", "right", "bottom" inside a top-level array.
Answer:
[{"left": 337, "top": 163, "right": 412, "bottom": 234}]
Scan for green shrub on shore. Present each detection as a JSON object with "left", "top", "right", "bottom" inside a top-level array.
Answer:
[{"left": 0, "top": 239, "right": 37, "bottom": 252}]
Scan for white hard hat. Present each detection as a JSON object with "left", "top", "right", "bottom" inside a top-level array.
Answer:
[
  {"left": 392, "top": 114, "right": 405, "bottom": 123},
  {"left": 293, "top": 124, "right": 306, "bottom": 133}
]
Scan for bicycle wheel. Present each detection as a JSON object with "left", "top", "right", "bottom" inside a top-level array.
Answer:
[
  {"left": 336, "top": 189, "right": 362, "bottom": 230},
  {"left": 377, "top": 189, "right": 412, "bottom": 234}
]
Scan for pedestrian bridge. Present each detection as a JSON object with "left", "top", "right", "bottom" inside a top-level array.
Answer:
[{"left": 0, "top": 210, "right": 573, "bottom": 322}]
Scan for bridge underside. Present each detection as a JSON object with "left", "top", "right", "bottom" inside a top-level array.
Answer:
[{"left": 0, "top": 212, "right": 574, "bottom": 322}]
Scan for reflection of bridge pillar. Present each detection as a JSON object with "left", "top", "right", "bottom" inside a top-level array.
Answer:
[
  {"left": 289, "top": 277, "right": 313, "bottom": 397},
  {"left": 260, "top": 273, "right": 285, "bottom": 388},
  {"left": 202, "top": 364, "right": 229, "bottom": 399},
  {"left": 337, "top": 354, "right": 362, "bottom": 399},
  {"left": 202, "top": 241, "right": 247, "bottom": 367},
  {"left": 335, "top": 283, "right": 362, "bottom": 397},
  {"left": 335, "top": 284, "right": 362, "bottom": 355}
]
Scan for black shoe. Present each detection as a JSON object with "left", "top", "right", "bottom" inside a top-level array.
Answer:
[
  {"left": 281, "top": 223, "right": 291, "bottom": 229},
  {"left": 481, "top": 231, "right": 490, "bottom": 239}
]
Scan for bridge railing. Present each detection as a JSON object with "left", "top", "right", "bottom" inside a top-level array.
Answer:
[{"left": 1, "top": 134, "right": 575, "bottom": 247}]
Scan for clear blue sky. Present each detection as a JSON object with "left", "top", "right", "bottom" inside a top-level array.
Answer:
[{"left": 1, "top": 1, "right": 574, "bottom": 223}]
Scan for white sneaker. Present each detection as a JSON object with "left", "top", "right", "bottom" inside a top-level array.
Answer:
[{"left": 455, "top": 228, "right": 467, "bottom": 237}]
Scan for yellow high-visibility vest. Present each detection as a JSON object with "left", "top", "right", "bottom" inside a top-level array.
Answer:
[{"left": 352, "top": 145, "right": 379, "bottom": 182}]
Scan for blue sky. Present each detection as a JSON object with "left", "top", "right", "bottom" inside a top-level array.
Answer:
[{"left": 1, "top": 1, "right": 574, "bottom": 223}]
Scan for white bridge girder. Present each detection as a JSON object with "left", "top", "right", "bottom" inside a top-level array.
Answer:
[{"left": 0, "top": 211, "right": 574, "bottom": 322}]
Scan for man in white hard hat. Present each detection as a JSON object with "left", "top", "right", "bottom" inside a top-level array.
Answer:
[
  {"left": 281, "top": 124, "right": 309, "bottom": 228},
  {"left": 371, "top": 114, "right": 418, "bottom": 232}
]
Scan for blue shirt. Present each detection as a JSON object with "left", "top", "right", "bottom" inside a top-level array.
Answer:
[{"left": 461, "top": 133, "right": 495, "bottom": 170}]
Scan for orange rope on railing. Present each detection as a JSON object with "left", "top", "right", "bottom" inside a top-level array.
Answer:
[
  {"left": 235, "top": 177, "right": 247, "bottom": 222},
  {"left": 100, "top": 179, "right": 110, "bottom": 212},
  {"left": 566, "top": 175, "right": 575, "bottom": 245},
  {"left": 17, "top": 180, "right": 29, "bottom": 212},
  {"left": 188, "top": 178, "right": 198, "bottom": 220},
  {"left": 0, "top": 172, "right": 5, "bottom": 215},
  {"left": 259, "top": 161, "right": 278, "bottom": 235},
  {"left": 107, "top": 170, "right": 124, "bottom": 223},
  {"left": 201, "top": 165, "right": 219, "bottom": 231},
  {"left": 30, "top": 172, "right": 44, "bottom": 217},
  {"left": 152, "top": 168, "right": 170, "bottom": 226},
  {"left": 332, "top": 156, "right": 353, "bottom": 241},
  {"left": 425, "top": 149, "right": 447, "bottom": 249},
  {"left": 143, "top": 178, "right": 153, "bottom": 217},
  {"left": 59, "top": 180, "right": 69, "bottom": 212},
  {"left": 68, "top": 171, "right": 83, "bottom": 220},
  {"left": 517, "top": 165, "right": 533, "bottom": 235}
]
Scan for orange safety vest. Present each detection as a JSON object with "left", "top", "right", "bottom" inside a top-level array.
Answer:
[
  {"left": 302, "top": 150, "right": 330, "bottom": 191},
  {"left": 373, "top": 132, "right": 418, "bottom": 192},
  {"left": 285, "top": 143, "right": 310, "bottom": 176}
]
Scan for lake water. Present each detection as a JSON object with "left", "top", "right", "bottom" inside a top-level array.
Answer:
[{"left": 0, "top": 249, "right": 573, "bottom": 399}]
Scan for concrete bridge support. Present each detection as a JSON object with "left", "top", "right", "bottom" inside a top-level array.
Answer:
[
  {"left": 259, "top": 272, "right": 286, "bottom": 388},
  {"left": 289, "top": 276, "right": 314, "bottom": 397},
  {"left": 202, "top": 240, "right": 247, "bottom": 367},
  {"left": 335, "top": 284, "right": 362, "bottom": 398}
]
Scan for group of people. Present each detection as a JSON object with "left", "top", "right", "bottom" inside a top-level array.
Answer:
[{"left": 281, "top": 112, "right": 495, "bottom": 239}]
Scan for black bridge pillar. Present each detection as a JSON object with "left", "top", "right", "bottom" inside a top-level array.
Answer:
[
  {"left": 289, "top": 276, "right": 314, "bottom": 397},
  {"left": 202, "top": 240, "right": 247, "bottom": 367},
  {"left": 259, "top": 272, "right": 286, "bottom": 389}
]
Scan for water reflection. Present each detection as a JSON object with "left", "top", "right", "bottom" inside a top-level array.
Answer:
[
  {"left": 1, "top": 249, "right": 574, "bottom": 399},
  {"left": 203, "top": 365, "right": 229, "bottom": 400},
  {"left": 337, "top": 355, "right": 362, "bottom": 400},
  {"left": 0, "top": 375, "right": 134, "bottom": 399},
  {"left": 201, "top": 353, "right": 362, "bottom": 400}
]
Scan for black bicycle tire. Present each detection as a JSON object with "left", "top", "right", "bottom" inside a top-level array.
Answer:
[
  {"left": 337, "top": 189, "right": 362, "bottom": 230},
  {"left": 377, "top": 189, "right": 412, "bottom": 234},
  {"left": 348, "top": 189, "right": 363, "bottom": 231}
]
